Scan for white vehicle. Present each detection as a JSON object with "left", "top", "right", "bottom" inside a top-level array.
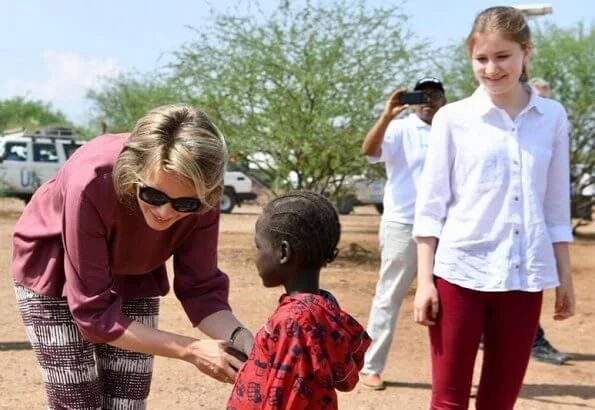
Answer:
[
  {"left": 574, "top": 171, "right": 594, "bottom": 220},
  {"left": 336, "top": 176, "right": 385, "bottom": 215},
  {"left": 0, "top": 127, "right": 84, "bottom": 203},
  {"left": 221, "top": 164, "right": 258, "bottom": 214},
  {"left": 0, "top": 128, "right": 257, "bottom": 212},
  {"left": 578, "top": 172, "right": 595, "bottom": 197}
]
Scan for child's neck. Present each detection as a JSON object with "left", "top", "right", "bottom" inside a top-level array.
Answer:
[
  {"left": 284, "top": 269, "right": 320, "bottom": 295},
  {"left": 489, "top": 83, "right": 530, "bottom": 121}
]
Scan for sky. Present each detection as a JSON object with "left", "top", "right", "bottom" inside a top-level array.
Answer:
[{"left": 1, "top": 0, "right": 592, "bottom": 124}]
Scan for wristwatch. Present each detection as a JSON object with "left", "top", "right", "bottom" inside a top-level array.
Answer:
[{"left": 229, "top": 326, "right": 249, "bottom": 348}]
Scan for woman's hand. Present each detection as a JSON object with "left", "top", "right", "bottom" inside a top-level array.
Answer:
[
  {"left": 554, "top": 276, "right": 575, "bottom": 321},
  {"left": 414, "top": 280, "right": 440, "bottom": 326},
  {"left": 197, "top": 311, "right": 254, "bottom": 355},
  {"left": 110, "top": 322, "right": 243, "bottom": 383},
  {"left": 186, "top": 339, "right": 244, "bottom": 384}
]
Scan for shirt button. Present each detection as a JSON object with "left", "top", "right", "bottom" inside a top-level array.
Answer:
[
  {"left": 514, "top": 229, "right": 520, "bottom": 235},
  {"left": 514, "top": 196, "right": 519, "bottom": 201},
  {"left": 513, "top": 160, "right": 519, "bottom": 165},
  {"left": 515, "top": 264, "right": 520, "bottom": 269}
]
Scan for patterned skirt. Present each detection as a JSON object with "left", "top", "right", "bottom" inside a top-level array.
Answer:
[{"left": 15, "top": 283, "right": 159, "bottom": 410}]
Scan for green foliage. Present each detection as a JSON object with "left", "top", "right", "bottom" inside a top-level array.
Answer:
[
  {"left": 0, "top": 97, "right": 69, "bottom": 134},
  {"left": 434, "top": 43, "right": 475, "bottom": 102},
  {"left": 83, "top": 3, "right": 592, "bottom": 207},
  {"left": 168, "top": 0, "right": 427, "bottom": 195},
  {"left": 530, "top": 22, "right": 595, "bottom": 184},
  {"left": 87, "top": 72, "right": 185, "bottom": 133}
]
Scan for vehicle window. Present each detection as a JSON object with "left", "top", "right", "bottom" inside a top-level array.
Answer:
[
  {"left": 2, "top": 142, "right": 28, "bottom": 161},
  {"left": 33, "top": 143, "right": 59, "bottom": 163},
  {"left": 63, "top": 142, "right": 83, "bottom": 159}
]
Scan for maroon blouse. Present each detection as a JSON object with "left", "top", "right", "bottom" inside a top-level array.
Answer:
[{"left": 12, "top": 134, "right": 230, "bottom": 343}]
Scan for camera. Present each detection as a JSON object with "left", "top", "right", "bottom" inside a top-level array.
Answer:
[{"left": 398, "top": 91, "right": 429, "bottom": 105}]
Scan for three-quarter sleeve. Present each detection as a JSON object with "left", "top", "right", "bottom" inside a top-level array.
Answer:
[
  {"left": 173, "top": 209, "right": 231, "bottom": 327},
  {"left": 544, "top": 108, "right": 573, "bottom": 243},
  {"left": 412, "top": 109, "right": 454, "bottom": 239},
  {"left": 62, "top": 187, "right": 132, "bottom": 343}
]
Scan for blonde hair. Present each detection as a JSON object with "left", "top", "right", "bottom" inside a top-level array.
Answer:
[
  {"left": 466, "top": 6, "right": 532, "bottom": 82},
  {"left": 113, "top": 104, "right": 227, "bottom": 212}
]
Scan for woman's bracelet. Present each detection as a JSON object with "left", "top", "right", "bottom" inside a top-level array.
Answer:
[{"left": 229, "top": 326, "right": 248, "bottom": 347}]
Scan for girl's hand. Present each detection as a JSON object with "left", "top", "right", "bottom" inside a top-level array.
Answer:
[
  {"left": 186, "top": 339, "right": 243, "bottom": 383},
  {"left": 414, "top": 280, "right": 440, "bottom": 326},
  {"left": 554, "top": 276, "right": 575, "bottom": 321}
]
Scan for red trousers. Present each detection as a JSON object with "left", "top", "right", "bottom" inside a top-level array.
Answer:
[{"left": 429, "top": 277, "right": 543, "bottom": 410}]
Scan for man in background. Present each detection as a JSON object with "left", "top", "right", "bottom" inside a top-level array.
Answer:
[{"left": 359, "top": 77, "right": 447, "bottom": 389}]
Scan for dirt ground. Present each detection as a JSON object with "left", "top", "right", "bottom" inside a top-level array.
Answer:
[{"left": 0, "top": 199, "right": 593, "bottom": 409}]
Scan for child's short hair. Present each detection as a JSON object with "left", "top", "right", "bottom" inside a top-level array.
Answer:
[{"left": 260, "top": 191, "right": 341, "bottom": 269}]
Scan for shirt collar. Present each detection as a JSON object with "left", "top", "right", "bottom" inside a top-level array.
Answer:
[
  {"left": 279, "top": 289, "right": 338, "bottom": 308},
  {"left": 472, "top": 85, "right": 545, "bottom": 117},
  {"left": 409, "top": 113, "right": 432, "bottom": 128}
]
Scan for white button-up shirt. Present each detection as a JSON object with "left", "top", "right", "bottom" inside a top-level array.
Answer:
[
  {"left": 368, "top": 113, "right": 431, "bottom": 224},
  {"left": 413, "top": 86, "right": 573, "bottom": 292}
]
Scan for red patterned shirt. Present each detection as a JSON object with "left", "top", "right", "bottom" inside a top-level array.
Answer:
[{"left": 227, "top": 291, "right": 371, "bottom": 409}]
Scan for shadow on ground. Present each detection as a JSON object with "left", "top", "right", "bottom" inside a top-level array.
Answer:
[
  {"left": 0, "top": 341, "right": 32, "bottom": 351},
  {"left": 520, "top": 383, "right": 595, "bottom": 407},
  {"left": 381, "top": 380, "right": 595, "bottom": 407}
]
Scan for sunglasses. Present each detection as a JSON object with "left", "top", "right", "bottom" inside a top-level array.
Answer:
[
  {"left": 424, "top": 90, "right": 444, "bottom": 100},
  {"left": 138, "top": 185, "right": 201, "bottom": 213}
]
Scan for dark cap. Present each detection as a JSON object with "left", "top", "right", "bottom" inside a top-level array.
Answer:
[{"left": 414, "top": 77, "right": 444, "bottom": 92}]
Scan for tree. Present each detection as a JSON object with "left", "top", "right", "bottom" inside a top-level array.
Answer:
[
  {"left": 434, "top": 43, "right": 475, "bottom": 102},
  {"left": 87, "top": 72, "right": 184, "bottom": 133},
  {"left": 438, "top": 21, "right": 595, "bottom": 219},
  {"left": 0, "top": 97, "right": 69, "bottom": 134},
  {"left": 169, "top": 0, "right": 428, "bottom": 195},
  {"left": 530, "top": 22, "right": 595, "bottom": 221}
]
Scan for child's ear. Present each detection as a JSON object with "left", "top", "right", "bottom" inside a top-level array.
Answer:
[{"left": 279, "top": 240, "right": 292, "bottom": 264}]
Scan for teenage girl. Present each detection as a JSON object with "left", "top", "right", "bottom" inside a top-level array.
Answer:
[{"left": 412, "top": 6, "right": 575, "bottom": 409}]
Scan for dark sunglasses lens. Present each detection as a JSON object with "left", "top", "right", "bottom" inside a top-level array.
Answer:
[
  {"left": 427, "top": 91, "right": 443, "bottom": 100},
  {"left": 139, "top": 187, "right": 169, "bottom": 206},
  {"left": 172, "top": 198, "right": 201, "bottom": 213}
]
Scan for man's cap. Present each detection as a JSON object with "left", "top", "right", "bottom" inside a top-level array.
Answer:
[{"left": 414, "top": 77, "right": 444, "bottom": 92}]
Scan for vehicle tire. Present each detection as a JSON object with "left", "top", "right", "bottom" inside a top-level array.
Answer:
[
  {"left": 220, "top": 187, "right": 236, "bottom": 214},
  {"left": 375, "top": 203, "right": 384, "bottom": 215},
  {"left": 337, "top": 195, "right": 355, "bottom": 215}
]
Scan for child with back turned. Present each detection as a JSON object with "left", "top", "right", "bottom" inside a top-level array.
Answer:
[{"left": 227, "top": 191, "right": 371, "bottom": 410}]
